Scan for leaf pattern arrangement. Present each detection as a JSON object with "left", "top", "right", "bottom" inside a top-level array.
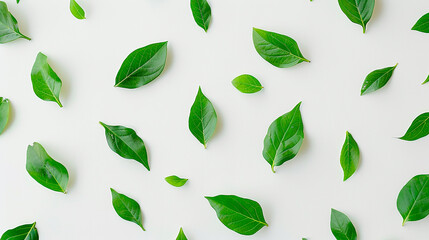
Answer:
[{"left": 2, "top": 0, "right": 429, "bottom": 239}]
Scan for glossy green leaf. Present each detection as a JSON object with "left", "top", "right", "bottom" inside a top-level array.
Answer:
[
  {"left": 26, "top": 142, "right": 69, "bottom": 193},
  {"left": 188, "top": 87, "right": 217, "bottom": 148},
  {"left": 340, "top": 131, "right": 360, "bottom": 181},
  {"left": 190, "top": 0, "right": 211, "bottom": 32},
  {"left": 399, "top": 112, "right": 429, "bottom": 141},
  {"left": 360, "top": 64, "right": 397, "bottom": 95},
  {"left": 115, "top": 42, "right": 167, "bottom": 89},
  {"left": 205, "top": 195, "right": 268, "bottom": 235},
  {"left": 176, "top": 228, "right": 187, "bottom": 240},
  {"left": 100, "top": 122, "right": 149, "bottom": 171},
  {"left": 110, "top": 188, "right": 145, "bottom": 231},
  {"left": 70, "top": 0, "right": 85, "bottom": 20},
  {"left": 263, "top": 102, "right": 304, "bottom": 173},
  {"left": 338, "top": 0, "right": 374, "bottom": 33},
  {"left": 232, "top": 74, "right": 263, "bottom": 94},
  {"left": 31, "top": 52, "right": 63, "bottom": 107},
  {"left": 412, "top": 13, "right": 429, "bottom": 33},
  {"left": 0, "top": 1, "right": 30, "bottom": 43},
  {"left": 253, "top": 28, "right": 309, "bottom": 68},
  {"left": 1, "top": 222, "right": 38, "bottom": 240},
  {"left": 330, "top": 209, "right": 357, "bottom": 240},
  {"left": 397, "top": 174, "right": 429, "bottom": 225},
  {"left": 165, "top": 175, "right": 188, "bottom": 187},
  {"left": 0, "top": 97, "right": 10, "bottom": 134},
  {"left": 422, "top": 75, "right": 429, "bottom": 85}
]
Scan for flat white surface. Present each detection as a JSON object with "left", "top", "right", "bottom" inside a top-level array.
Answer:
[{"left": 1, "top": 0, "right": 429, "bottom": 239}]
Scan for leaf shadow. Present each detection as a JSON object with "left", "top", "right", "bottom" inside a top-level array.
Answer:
[
  {"left": 48, "top": 56, "right": 71, "bottom": 106},
  {"left": 372, "top": 0, "right": 382, "bottom": 21},
  {"left": 163, "top": 43, "right": 174, "bottom": 77}
]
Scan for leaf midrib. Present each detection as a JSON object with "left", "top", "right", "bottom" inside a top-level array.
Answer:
[
  {"left": 212, "top": 199, "right": 267, "bottom": 227},
  {"left": 403, "top": 177, "right": 429, "bottom": 224}
]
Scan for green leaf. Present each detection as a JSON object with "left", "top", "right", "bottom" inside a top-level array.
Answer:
[
  {"left": 338, "top": 0, "right": 375, "bottom": 33},
  {"left": 16, "top": 0, "right": 20, "bottom": 3},
  {"left": 422, "top": 75, "right": 429, "bottom": 85},
  {"left": 100, "top": 122, "right": 149, "bottom": 171},
  {"left": 330, "top": 209, "right": 357, "bottom": 240},
  {"left": 70, "top": 0, "right": 85, "bottom": 20},
  {"left": 188, "top": 87, "right": 217, "bottom": 148},
  {"left": 263, "top": 102, "right": 304, "bottom": 173},
  {"left": 31, "top": 52, "right": 63, "bottom": 107},
  {"left": 165, "top": 175, "right": 188, "bottom": 187},
  {"left": 0, "top": 97, "right": 10, "bottom": 134},
  {"left": 232, "top": 74, "right": 263, "bottom": 94},
  {"left": 110, "top": 188, "right": 145, "bottom": 231},
  {"left": 190, "top": 0, "right": 211, "bottom": 32},
  {"left": 1, "top": 222, "right": 38, "bottom": 240},
  {"left": 26, "top": 142, "right": 69, "bottom": 193},
  {"left": 399, "top": 112, "right": 429, "bottom": 141},
  {"left": 0, "top": 1, "right": 30, "bottom": 43},
  {"left": 115, "top": 42, "right": 167, "bottom": 89},
  {"left": 397, "top": 174, "right": 429, "bottom": 225},
  {"left": 360, "top": 64, "right": 397, "bottom": 95},
  {"left": 253, "top": 28, "right": 309, "bottom": 68},
  {"left": 340, "top": 131, "right": 360, "bottom": 181},
  {"left": 412, "top": 13, "right": 429, "bottom": 33},
  {"left": 205, "top": 195, "right": 268, "bottom": 236},
  {"left": 176, "top": 227, "right": 188, "bottom": 240}
]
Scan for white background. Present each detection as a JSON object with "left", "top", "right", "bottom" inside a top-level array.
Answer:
[{"left": 0, "top": 0, "right": 429, "bottom": 239}]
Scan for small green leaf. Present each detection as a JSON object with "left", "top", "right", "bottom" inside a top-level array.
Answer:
[
  {"left": 397, "top": 175, "right": 429, "bottom": 225},
  {"left": 399, "top": 112, "right": 429, "bottom": 141},
  {"left": 232, "top": 74, "right": 263, "bottom": 94},
  {"left": 70, "top": 0, "right": 85, "bottom": 20},
  {"left": 176, "top": 227, "right": 188, "bottom": 240},
  {"left": 16, "top": 0, "right": 20, "bottom": 4},
  {"left": 188, "top": 87, "right": 217, "bottom": 148},
  {"left": 338, "top": 0, "right": 375, "bottom": 33},
  {"left": 1, "top": 222, "right": 38, "bottom": 240},
  {"left": 263, "top": 102, "right": 304, "bottom": 173},
  {"left": 412, "top": 13, "right": 429, "bottom": 33},
  {"left": 26, "top": 142, "right": 69, "bottom": 193},
  {"left": 330, "top": 209, "right": 357, "bottom": 240},
  {"left": 422, "top": 75, "right": 429, "bottom": 85},
  {"left": 340, "top": 131, "right": 360, "bottom": 181},
  {"left": 0, "top": 97, "right": 10, "bottom": 134},
  {"left": 115, "top": 42, "right": 167, "bottom": 89},
  {"left": 31, "top": 52, "right": 63, "bottom": 107},
  {"left": 205, "top": 195, "right": 268, "bottom": 235},
  {"left": 0, "top": 1, "right": 30, "bottom": 43},
  {"left": 361, "top": 64, "right": 397, "bottom": 95},
  {"left": 110, "top": 188, "right": 145, "bottom": 231},
  {"left": 165, "top": 175, "right": 188, "bottom": 187},
  {"left": 253, "top": 28, "right": 309, "bottom": 68},
  {"left": 190, "top": 0, "right": 211, "bottom": 32},
  {"left": 100, "top": 122, "right": 149, "bottom": 171}
]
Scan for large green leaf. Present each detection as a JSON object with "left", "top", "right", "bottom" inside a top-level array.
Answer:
[
  {"left": 115, "top": 42, "right": 167, "bottom": 89},
  {"left": 190, "top": 0, "right": 211, "bottom": 32},
  {"left": 412, "top": 13, "right": 429, "bottom": 33},
  {"left": 330, "top": 209, "right": 357, "bottom": 240},
  {"left": 188, "top": 87, "right": 217, "bottom": 148},
  {"left": 165, "top": 175, "right": 188, "bottom": 187},
  {"left": 397, "top": 174, "right": 429, "bottom": 225},
  {"left": 26, "top": 142, "right": 69, "bottom": 193},
  {"left": 0, "top": 1, "right": 30, "bottom": 43},
  {"left": 110, "top": 188, "right": 145, "bottom": 231},
  {"left": 263, "top": 102, "right": 304, "bottom": 173},
  {"left": 176, "top": 228, "right": 188, "bottom": 240},
  {"left": 0, "top": 222, "right": 38, "bottom": 240},
  {"left": 205, "top": 195, "right": 268, "bottom": 235},
  {"left": 100, "top": 122, "right": 149, "bottom": 171},
  {"left": 0, "top": 97, "right": 10, "bottom": 134},
  {"left": 338, "top": 0, "right": 375, "bottom": 33},
  {"left": 360, "top": 64, "right": 397, "bottom": 95},
  {"left": 340, "top": 131, "right": 360, "bottom": 181},
  {"left": 232, "top": 74, "right": 263, "bottom": 94},
  {"left": 31, "top": 52, "right": 63, "bottom": 107},
  {"left": 69, "top": 0, "right": 85, "bottom": 20},
  {"left": 253, "top": 28, "right": 309, "bottom": 68},
  {"left": 399, "top": 112, "right": 429, "bottom": 141}
]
